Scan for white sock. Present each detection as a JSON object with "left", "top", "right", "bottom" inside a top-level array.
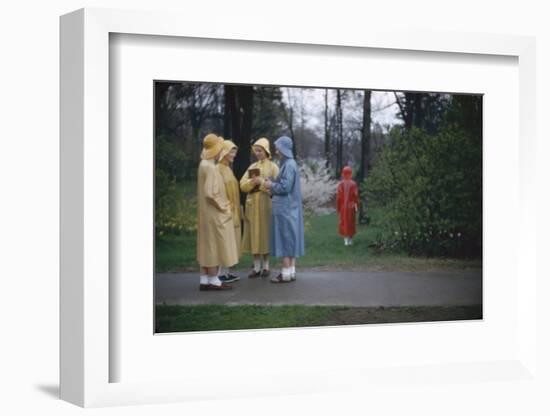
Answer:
[
  {"left": 282, "top": 267, "right": 291, "bottom": 281},
  {"left": 291, "top": 266, "right": 296, "bottom": 275},
  {"left": 262, "top": 258, "right": 270, "bottom": 270},
  {"left": 344, "top": 238, "right": 348, "bottom": 245},
  {"left": 200, "top": 275, "right": 209, "bottom": 285},
  {"left": 208, "top": 275, "right": 222, "bottom": 286},
  {"left": 219, "top": 267, "right": 227, "bottom": 276},
  {"left": 348, "top": 238, "right": 353, "bottom": 245},
  {"left": 254, "top": 259, "right": 261, "bottom": 272}
]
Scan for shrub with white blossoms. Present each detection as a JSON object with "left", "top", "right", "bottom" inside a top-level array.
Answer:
[{"left": 299, "top": 159, "right": 338, "bottom": 215}]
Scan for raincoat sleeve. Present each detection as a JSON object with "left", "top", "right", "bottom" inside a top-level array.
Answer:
[
  {"left": 204, "top": 164, "right": 229, "bottom": 213},
  {"left": 259, "top": 163, "right": 279, "bottom": 193},
  {"left": 240, "top": 167, "right": 258, "bottom": 193},
  {"left": 270, "top": 163, "right": 296, "bottom": 196}
]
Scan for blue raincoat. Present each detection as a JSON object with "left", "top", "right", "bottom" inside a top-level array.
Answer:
[{"left": 269, "top": 136, "right": 305, "bottom": 258}]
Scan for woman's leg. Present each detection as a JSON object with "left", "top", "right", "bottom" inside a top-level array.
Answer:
[
  {"left": 282, "top": 257, "right": 291, "bottom": 268},
  {"left": 207, "top": 266, "right": 221, "bottom": 285},
  {"left": 200, "top": 265, "right": 232, "bottom": 290},
  {"left": 260, "top": 254, "right": 270, "bottom": 277},
  {"left": 282, "top": 257, "right": 292, "bottom": 281},
  {"left": 271, "top": 257, "right": 293, "bottom": 283},
  {"left": 249, "top": 254, "right": 262, "bottom": 277},
  {"left": 200, "top": 266, "right": 209, "bottom": 286}
]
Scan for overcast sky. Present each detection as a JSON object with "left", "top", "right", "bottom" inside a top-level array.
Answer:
[{"left": 281, "top": 87, "right": 403, "bottom": 135}]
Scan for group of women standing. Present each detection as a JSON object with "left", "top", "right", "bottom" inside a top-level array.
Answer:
[{"left": 196, "top": 133, "right": 305, "bottom": 291}]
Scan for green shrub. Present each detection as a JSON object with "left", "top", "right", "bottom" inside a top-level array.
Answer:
[
  {"left": 156, "top": 134, "right": 191, "bottom": 181},
  {"left": 364, "top": 127, "right": 481, "bottom": 258}
]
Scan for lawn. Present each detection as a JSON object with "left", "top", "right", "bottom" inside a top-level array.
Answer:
[
  {"left": 155, "top": 304, "right": 483, "bottom": 333},
  {"left": 155, "top": 180, "right": 481, "bottom": 273},
  {"left": 156, "top": 212, "right": 481, "bottom": 272}
]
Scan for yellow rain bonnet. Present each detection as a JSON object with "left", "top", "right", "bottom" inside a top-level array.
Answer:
[
  {"left": 200, "top": 133, "right": 224, "bottom": 160},
  {"left": 252, "top": 137, "right": 271, "bottom": 159},
  {"left": 219, "top": 139, "right": 238, "bottom": 162}
]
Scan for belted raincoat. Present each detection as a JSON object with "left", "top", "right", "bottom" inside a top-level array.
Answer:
[{"left": 240, "top": 138, "right": 279, "bottom": 255}]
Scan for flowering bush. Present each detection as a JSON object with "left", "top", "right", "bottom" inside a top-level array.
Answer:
[
  {"left": 299, "top": 159, "right": 338, "bottom": 216},
  {"left": 155, "top": 169, "right": 197, "bottom": 237}
]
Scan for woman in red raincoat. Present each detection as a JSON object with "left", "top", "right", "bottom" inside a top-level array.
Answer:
[{"left": 336, "top": 166, "right": 359, "bottom": 245}]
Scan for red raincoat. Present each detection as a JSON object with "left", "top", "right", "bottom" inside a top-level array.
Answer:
[{"left": 336, "top": 166, "right": 358, "bottom": 237}]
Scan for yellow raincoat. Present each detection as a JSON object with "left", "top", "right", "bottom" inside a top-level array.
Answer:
[
  {"left": 218, "top": 160, "right": 242, "bottom": 257},
  {"left": 196, "top": 158, "right": 238, "bottom": 268},
  {"left": 240, "top": 158, "right": 279, "bottom": 255}
]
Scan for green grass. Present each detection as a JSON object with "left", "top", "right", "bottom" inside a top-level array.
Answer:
[
  {"left": 156, "top": 212, "right": 481, "bottom": 272},
  {"left": 155, "top": 304, "right": 483, "bottom": 333},
  {"left": 155, "top": 179, "right": 481, "bottom": 272}
]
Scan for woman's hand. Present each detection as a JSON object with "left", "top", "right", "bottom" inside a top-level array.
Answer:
[
  {"left": 251, "top": 176, "right": 262, "bottom": 186},
  {"left": 263, "top": 178, "right": 272, "bottom": 189}
]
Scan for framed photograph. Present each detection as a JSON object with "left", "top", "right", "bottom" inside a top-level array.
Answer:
[
  {"left": 152, "top": 79, "right": 484, "bottom": 334},
  {"left": 60, "top": 8, "right": 537, "bottom": 408}
]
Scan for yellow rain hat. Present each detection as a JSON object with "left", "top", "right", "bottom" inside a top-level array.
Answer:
[
  {"left": 200, "top": 133, "right": 224, "bottom": 160},
  {"left": 219, "top": 139, "right": 238, "bottom": 161},
  {"left": 252, "top": 137, "right": 271, "bottom": 159}
]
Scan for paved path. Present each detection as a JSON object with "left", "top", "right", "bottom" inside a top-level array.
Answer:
[{"left": 156, "top": 270, "right": 482, "bottom": 307}]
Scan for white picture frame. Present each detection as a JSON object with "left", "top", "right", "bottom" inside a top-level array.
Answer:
[{"left": 60, "top": 7, "right": 537, "bottom": 408}]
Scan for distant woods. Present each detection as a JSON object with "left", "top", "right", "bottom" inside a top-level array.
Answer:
[{"left": 155, "top": 82, "right": 390, "bottom": 182}]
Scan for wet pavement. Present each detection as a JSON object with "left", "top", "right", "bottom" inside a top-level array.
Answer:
[{"left": 155, "top": 269, "right": 482, "bottom": 307}]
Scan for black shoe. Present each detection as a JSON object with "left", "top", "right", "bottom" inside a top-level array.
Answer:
[
  {"left": 219, "top": 274, "right": 239, "bottom": 283},
  {"left": 228, "top": 273, "right": 240, "bottom": 282},
  {"left": 260, "top": 269, "right": 270, "bottom": 278}
]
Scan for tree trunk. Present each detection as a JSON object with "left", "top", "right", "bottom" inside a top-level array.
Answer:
[
  {"left": 223, "top": 86, "right": 234, "bottom": 139},
  {"left": 359, "top": 90, "right": 372, "bottom": 223},
  {"left": 284, "top": 88, "right": 297, "bottom": 159},
  {"left": 239, "top": 86, "right": 254, "bottom": 180},
  {"left": 154, "top": 82, "right": 170, "bottom": 137},
  {"left": 360, "top": 90, "right": 372, "bottom": 181},
  {"left": 335, "top": 89, "right": 343, "bottom": 177},
  {"left": 324, "top": 89, "right": 330, "bottom": 169},
  {"left": 413, "top": 93, "right": 423, "bottom": 128},
  {"left": 224, "top": 85, "right": 254, "bottom": 205}
]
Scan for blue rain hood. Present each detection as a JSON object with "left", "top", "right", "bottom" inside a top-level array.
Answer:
[{"left": 274, "top": 136, "right": 294, "bottom": 159}]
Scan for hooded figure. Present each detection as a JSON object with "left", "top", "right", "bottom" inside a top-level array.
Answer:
[
  {"left": 336, "top": 166, "right": 359, "bottom": 245},
  {"left": 196, "top": 134, "right": 237, "bottom": 290},
  {"left": 218, "top": 140, "right": 241, "bottom": 259},
  {"left": 217, "top": 139, "right": 242, "bottom": 283},
  {"left": 240, "top": 138, "right": 279, "bottom": 277},
  {"left": 268, "top": 136, "right": 305, "bottom": 260}
]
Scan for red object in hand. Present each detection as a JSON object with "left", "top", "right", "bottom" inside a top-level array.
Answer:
[{"left": 336, "top": 166, "right": 359, "bottom": 238}]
